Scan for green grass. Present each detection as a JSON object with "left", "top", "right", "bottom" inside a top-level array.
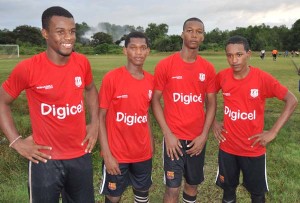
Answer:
[{"left": 0, "top": 54, "right": 299, "bottom": 203}]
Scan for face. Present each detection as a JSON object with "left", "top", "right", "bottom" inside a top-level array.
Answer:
[
  {"left": 42, "top": 16, "right": 76, "bottom": 57},
  {"left": 181, "top": 20, "right": 204, "bottom": 49},
  {"left": 123, "top": 38, "right": 150, "bottom": 67},
  {"left": 226, "top": 43, "right": 251, "bottom": 75}
]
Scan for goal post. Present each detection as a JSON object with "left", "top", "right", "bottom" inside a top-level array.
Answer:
[{"left": 0, "top": 44, "right": 19, "bottom": 59}]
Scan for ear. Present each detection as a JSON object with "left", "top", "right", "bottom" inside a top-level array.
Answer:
[
  {"left": 247, "top": 50, "right": 252, "bottom": 58},
  {"left": 41, "top": 29, "right": 48, "bottom": 40}
]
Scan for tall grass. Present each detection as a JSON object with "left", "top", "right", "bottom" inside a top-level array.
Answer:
[{"left": 0, "top": 53, "right": 299, "bottom": 202}]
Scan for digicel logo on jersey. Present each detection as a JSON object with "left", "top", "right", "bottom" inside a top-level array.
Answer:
[
  {"left": 116, "top": 112, "right": 147, "bottom": 126},
  {"left": 224, "top": 106, "right": 256, "bottom": 121},
  {"left": 173, "top": 93, "right": 202, "bottom": 105},
  {"left": 41, "top": 101, "right": 83, "bottom": 119}
]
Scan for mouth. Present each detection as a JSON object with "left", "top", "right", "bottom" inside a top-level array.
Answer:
[
  {"left": 135, "top": 57, "right": 144, "bottom": 61},
  {"left": 231, "top": 64, "right": 240, "bottom": 69},
  {"left": 62, "top": 43, "right": 73, "bottom": 49}
]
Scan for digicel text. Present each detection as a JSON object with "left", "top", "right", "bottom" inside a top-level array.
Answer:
[
  {"left": 224, "top": 106, "right": 256, "bottom": 121},
  {"left": 173, "top": 93, "right": 202, "bottom": 105},
  {"left": 116, "top": 112, "right": 147, "bottom": 126},
  {"left": 41, "top": 101, "right": 83, "bottom": 119}
]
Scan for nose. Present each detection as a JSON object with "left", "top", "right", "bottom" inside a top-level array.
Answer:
[
  {"left": 232, "top": 55, "right": 238, "bottom": 63},
  {"left": 65, "top": 31, "right": 74, "bottom": 40}
]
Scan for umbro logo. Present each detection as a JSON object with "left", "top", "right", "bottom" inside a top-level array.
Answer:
[
  {"left": 172, "top": 76, "right": 183, "bottom": 79},
  {"left": 117, "top": 95, "right": 128, "bottom": 99}
]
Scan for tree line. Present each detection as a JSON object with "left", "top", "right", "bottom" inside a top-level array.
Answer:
[{"left": 0, "top": 19, "right": 299, "bottom": 55}]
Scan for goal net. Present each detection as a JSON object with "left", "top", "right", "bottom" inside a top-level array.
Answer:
[{"left": 0, "top": 44, "right": 19, "bottom": 59}]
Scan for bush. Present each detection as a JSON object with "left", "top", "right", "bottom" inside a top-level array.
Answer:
[{"left": 93, "top": 43, "right": 122, "bottom": 55}]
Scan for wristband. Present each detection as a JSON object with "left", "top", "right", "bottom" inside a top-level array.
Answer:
[{"left": 9, "top": 136, "right": 22, "bottom": 148}]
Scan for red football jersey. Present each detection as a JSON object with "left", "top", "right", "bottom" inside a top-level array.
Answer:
[
  {"left": 215, "top": 66, "right": 288, "bottom": 156},
  {"left": 154, "top": 52, "right": 216, "bottom": 140},
  {"left": 2, "top": 52, "right": 93, "bottom": 159},
  {"left": 99, "top": 66, "right": 154, "bottom": 163}
]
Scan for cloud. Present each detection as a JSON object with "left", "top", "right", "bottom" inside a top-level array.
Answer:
[{"left": 0, "top": 0, "right": 299, "bottom": 35}]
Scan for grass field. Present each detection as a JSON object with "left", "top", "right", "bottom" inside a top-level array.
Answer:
[{"left": 0, "top": 53, "right": 299, "bottom": 203}]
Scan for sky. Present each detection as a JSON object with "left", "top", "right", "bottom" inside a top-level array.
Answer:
[{"left": 1, "top": 0, "right": 299, "bottom": 37}]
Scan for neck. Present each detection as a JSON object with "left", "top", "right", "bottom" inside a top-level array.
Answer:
[
  {"left": 45, "top": 50, "right": 70, "bottom": 66},
  {"left": 233, "top": 66, "right": 250, "bottom": 79},
  {"left": 180, "top": 48, "right": 198, "bottom": 63},
  {"left": 125, "top": 65, "right": 144, "bottom": 80}
]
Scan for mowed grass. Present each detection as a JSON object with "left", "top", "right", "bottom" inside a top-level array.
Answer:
[{"left": 0, "top": 53, "right": 299, "bottom": 203}]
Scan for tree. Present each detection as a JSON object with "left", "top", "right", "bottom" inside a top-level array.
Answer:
[
  {"left": 0, "top": 29, "right": 16, "bottom": 44},
  {"left": 136, "top": 26, "right": 144, "bottom": 33},
  {"left": 13, "top": 25, "right": 44, "bottom": 45},
  {"left": 145, "top": 23, "right": 168, "bottom": 48},
  {"left": 289, "top": 19, "right": 300, "bottom": 50},
  {"left": 91, "top": 32, "right": 113, "bottom": 46},
  {"left": 76, "top": 22, "right": 90, "bottom": 45}
]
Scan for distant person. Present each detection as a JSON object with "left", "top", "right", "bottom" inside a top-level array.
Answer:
[
  {"left": 98, "top": 31, "right": 154, "bottom": 203},
  {"left": 272, "top": 49, "right": 278, "bottom": 61},
  {"left": 152, "top": 17, "right": 216, "bottom": 203},
  {"left": 213, "top": 35, "right": 298, "bottom": 203},
  {"left": 284, "top": 50, "right": 288, "bottom": 57},
  {"left": 260, "top": 50, "right": 265, "bottom": 60},
  {"left": 0, "top": 6, "right": 99, "bottom": 203}
]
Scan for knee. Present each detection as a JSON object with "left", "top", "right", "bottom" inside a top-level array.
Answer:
[
  {"left": 165, "top": 186, "right": 180, "bottom": 198},
  {"left": 183, "top": 183, "right": 198, "bottom": 196}
]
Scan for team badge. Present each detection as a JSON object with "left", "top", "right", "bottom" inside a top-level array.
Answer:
[
  {"left": 148, "top": 90, "right": 153, "bottom": 100},
  {"left": 166, "top": 171, "right": 175, "bottom": 180},
  {"left": 108, "top": 182, "right": 117, "bottom": 190},
  {"left": 250, "top": 89, "right": 259, "bottom": 98},
  {"left": 219, "top": 175, "right": 225, "bottom": 183},
  {"left": 199, "top": 73, "right": 205, "bottom": 82},
  {"left": 75, "top": 76, "right": 82, "bottom": 87}
]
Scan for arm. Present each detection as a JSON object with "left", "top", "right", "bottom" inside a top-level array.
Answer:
[
  {"left": 82, "top": 81, "right": 99, "bottom": 153},
  {"left": 98, "top": 108, "right": 121, "bottom": 175},
  {"left": 0, "top": 87, "right": 52, "bottom": 163},
  {"left": 249, "top": 90, "right": 298, "bottom": 146},
  {"left": 186, "top": 92, "right": 217, "bottom": 156},
  {"left": 212, "top": 118, "right": 227, "bottom": 143},
  {"left": 151, "top": 90, "right": 182, "bottom": 161}
]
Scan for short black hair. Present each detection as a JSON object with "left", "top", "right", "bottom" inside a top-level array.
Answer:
[
  {"left": 183, "top": 17, "right": 204, "bottom": 31},
  {"left": 226, "top": 35, "right": 250, "bottom": 52},
  {"left": 42, "top": 6, "right": 73, "bottom": 30},
  {"left": 124, "top": 31, "right": 150, "bottom": 48}
]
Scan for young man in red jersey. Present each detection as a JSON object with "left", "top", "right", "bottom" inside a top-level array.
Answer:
[
  {"left": 0, "top": 6, "right": 98, "bottom": 203},
  {"left": 152, "top": 17, "right": 216, "bottom": 203},
  {"left": 213, "top": 35, "right": 298, "bottom": 203},
  {"left": 98, "top": 31, "right": 154, "bottom": 203}
]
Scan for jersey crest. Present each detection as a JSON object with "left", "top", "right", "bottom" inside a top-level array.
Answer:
[
  {"left": 75, "top": 76, "right": 82, "bottom": 87},
  {"left": 199, "top": 73, "right": 205, "bottom": 82},
  {"left": 250, "top": 89, "right": 259, "bottom": 98}
]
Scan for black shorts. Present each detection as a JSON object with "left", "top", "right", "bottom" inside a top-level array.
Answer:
[
  {"left": 29, "top": 153, "right": 94, "bottom": 203},
  {"left": 216, "top": 149, "right": 269, "bottom": 195},
  {"left": 99, "top": 158, "right": 152, "bottom": 197},
  {"left": 163, "top": 139, "right": 206, "bottom": 188}
]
